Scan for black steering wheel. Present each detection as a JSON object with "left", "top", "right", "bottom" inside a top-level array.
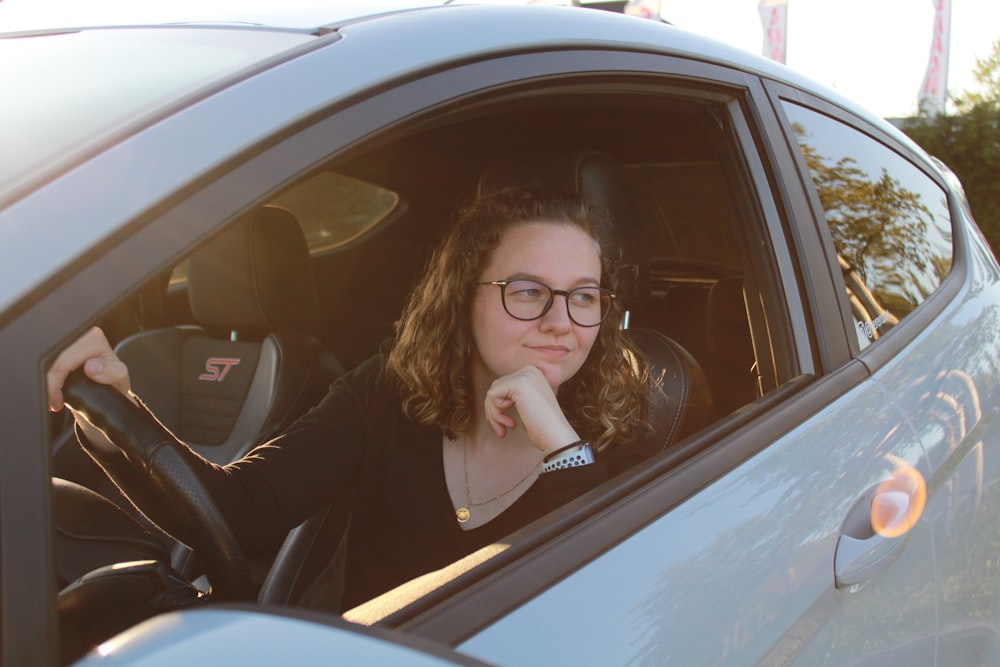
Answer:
[{"left": 62, "top": 370, "right": 255, "bottom": 601}]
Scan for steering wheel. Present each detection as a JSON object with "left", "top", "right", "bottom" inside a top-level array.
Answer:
[{"left": 62, "top": 369, "right": 255, "bottom": 601}]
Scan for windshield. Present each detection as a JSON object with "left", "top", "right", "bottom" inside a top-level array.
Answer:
[{"left": 0, "top": 27, "right": 314, "bottom": 196}]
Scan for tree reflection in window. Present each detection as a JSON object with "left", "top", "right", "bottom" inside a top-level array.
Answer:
[{"left": 782, "top": 103, "right": 953, "bottom": 349}]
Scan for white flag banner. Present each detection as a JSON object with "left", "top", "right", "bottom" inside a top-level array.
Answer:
[
  {"left": 759, "top": 0, "right": 788, "bottom": 64},
  {"left": 919, "top": 0, "right": 951, "bottom": 115}
]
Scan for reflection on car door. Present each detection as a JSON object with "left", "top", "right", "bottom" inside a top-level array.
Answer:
[{"left": 872, "top": 232, "right": 1000, "bottom": 665}]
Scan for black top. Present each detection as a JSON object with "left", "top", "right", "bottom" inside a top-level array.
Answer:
[{"left": 82, "top": 348, "right": 607, "bottom": 608}]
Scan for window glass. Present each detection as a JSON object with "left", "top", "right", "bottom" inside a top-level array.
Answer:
[
  {"left": 781, "top": 102, "right": 953, "bottom": 349},
  {"left": 171, "top": 171, "right": 397, "bottom": 283},
  {"left": 624, "top": 127, "right": 764, "bottom": 413},
  {"left": 269, "top": 171, "right": 398, "bottom": 253},
  {"left": 627, "top": 162, "right": 743, "bottom": 270}
]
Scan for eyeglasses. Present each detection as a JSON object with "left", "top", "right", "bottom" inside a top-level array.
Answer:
[{"left": 479, "top": 279, "right": 615, "bottom": 327}]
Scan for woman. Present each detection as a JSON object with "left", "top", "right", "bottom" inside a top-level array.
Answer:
[{"left": 47, "top": 186, "right": 649, "bottom": 609}]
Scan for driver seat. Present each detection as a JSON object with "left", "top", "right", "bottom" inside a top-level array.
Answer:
[
  {"left": 116, "top": 205, "right": 344, "bottom": 465},
  {"left": 115, "top": 206, "right": 344, "bottom": 582}
]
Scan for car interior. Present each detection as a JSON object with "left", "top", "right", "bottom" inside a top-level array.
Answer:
[{"left": 48, "top": 80, "right": 796, "bottom": 661}]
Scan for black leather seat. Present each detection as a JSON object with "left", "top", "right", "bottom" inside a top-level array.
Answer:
[
  {"left": 116, "top": 205, "right": 344, "bottom": 464},
  {"left": 626, "top": 327, "right": 714, "bottom": 462},
  {"left": 113, "top": 206, "right": 344, "bottom": 584}
]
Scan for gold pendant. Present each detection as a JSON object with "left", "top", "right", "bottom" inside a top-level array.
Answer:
[{"left": 456, "top": 507, "right": 470, "bottom": 523}]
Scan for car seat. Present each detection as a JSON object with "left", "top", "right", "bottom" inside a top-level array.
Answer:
[
  {"left": 116, "top": 205, "right": 344, "bottom": 465},
  {"left": 112, "top": 205, "right": 344, "bottom": 581}
]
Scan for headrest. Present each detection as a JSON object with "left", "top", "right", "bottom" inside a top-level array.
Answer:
[
  {"left": 479, "top": 151, "right": 639, "bottom": 227},
  {"left": 478, "top": 150, "right": 645, "bottom": 304},
  {"left": 188, "top": 206, "right": 319, "bottom": 337}
]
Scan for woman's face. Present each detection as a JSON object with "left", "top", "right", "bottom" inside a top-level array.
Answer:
[{"left": 470, "top": 221, "right": 603, "bottom": 392}]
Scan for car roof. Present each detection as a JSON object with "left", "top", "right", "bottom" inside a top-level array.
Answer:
[
  {"left": 0, "top": 1, "right": 903, "bottom": 183},
  {"left": 0, "top": 0, "right": 449, "bottom": 33},
  {"left": 1, "top": 2, "right": 914, "bottom": 317},
  {"left": 0, "top": 1, "right": 871, "bottom": 122}
]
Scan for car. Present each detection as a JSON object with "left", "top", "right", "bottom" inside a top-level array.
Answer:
[{"left": 2, "top": 2, "right": 999, "bottom": 666}]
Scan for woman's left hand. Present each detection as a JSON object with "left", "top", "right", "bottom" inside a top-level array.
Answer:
[{"left": 484, "top": 365, "right": 580, "bottom": 456}]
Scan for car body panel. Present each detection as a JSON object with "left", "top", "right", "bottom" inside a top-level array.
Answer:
[
  {"left": 459, "top": 374, "right": 935, "bottom": 665},
  {"left": 73, "top": 608, "right": 489, "bottom": 666},
  {"left": 0, "top": 0, "right": 447, "bottom": 33},
  {"left": 0, "top": 28, "right": 319, "bottom": 198},
  {"left": 870, "top": 210, "right": 1000, "bottom": 664}
]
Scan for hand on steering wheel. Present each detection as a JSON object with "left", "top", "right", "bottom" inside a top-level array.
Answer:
[{"left": 60, "top": 359, "right": 255, "bottom": 601}]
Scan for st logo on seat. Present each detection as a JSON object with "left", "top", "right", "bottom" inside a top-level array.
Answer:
[{"left": 199, "top": 357, "right": 241, "bottom": 382}]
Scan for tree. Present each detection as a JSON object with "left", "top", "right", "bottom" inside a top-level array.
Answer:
[
  {"left": 960, "top": 38, "right": 1000, "bottom": 109},
  {"left": 903, "top": 39, "right": 1000, "bottom": 253}
]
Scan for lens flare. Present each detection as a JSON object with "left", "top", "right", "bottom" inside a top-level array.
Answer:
[{"left": 870, "top": 458, "right": 927, "bottom": 539}]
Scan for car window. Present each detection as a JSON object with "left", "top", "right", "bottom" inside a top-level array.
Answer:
[
  {"left": 269, "top": 171, "right": 399, "bottom": 252},
  {"left": 627, "top": 162, "right": 743, "bottom": 270},
  {"left": 781, "top": 102, "right": 953, "bottom": 349},
  {"left": 170, "top": 171, "right": 398, "bottom": 283}
]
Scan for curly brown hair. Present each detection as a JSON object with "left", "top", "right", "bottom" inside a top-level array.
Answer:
[{"left": 386, "top": 186, "right": 648, "bottom": 452}]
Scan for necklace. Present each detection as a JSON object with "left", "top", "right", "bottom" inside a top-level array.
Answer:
[{"left": 455, "top": 440, "right": 540, "bottom": 524}]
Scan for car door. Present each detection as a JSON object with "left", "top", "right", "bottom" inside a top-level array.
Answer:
[
  {"left": 783, "top": 90, "right": 998, "bottom": 665},
  {"left": 2, "top": 18, "right": 789, "bottom": 663},
  {"left": 774, "top": 89, "right": 1000, "bottom": 664},
  {"left": 454, "top": 381, "right": 934, "bottom": 666},
  {"left": 408, "top": 76, "right": 944, "bottom": 667}
]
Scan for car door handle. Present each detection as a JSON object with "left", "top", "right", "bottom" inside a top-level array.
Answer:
[
  {"left": 834, "top": 466, "right": 926, "bottom": 589},
  {"left": 834, "top": 519, "right": 908, "bottom": 588}
]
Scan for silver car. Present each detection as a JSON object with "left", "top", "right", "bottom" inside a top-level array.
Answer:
[{"left": 2, "top": 2, "right": 999, "bottom": 665}]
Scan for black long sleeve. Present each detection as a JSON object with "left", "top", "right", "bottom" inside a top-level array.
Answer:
[{"left": 79, "top": 351, "right": 609, "bottom": 607}]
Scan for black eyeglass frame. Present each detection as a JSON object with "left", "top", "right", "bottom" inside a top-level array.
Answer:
[{"left": 478, "top": 279, "right": 616, "bottom": 327}]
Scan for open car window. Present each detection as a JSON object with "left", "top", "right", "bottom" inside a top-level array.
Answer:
[{"left": 38, "top": 42, "right": 816, "bottom": 663}]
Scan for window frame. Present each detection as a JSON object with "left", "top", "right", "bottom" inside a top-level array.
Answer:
[{"left": 764, "top": 80, "right": 968, "bottom": 370}]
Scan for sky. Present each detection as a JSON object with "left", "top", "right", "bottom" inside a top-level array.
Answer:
[
  {"left": 661, "top": 0, "right": 1000, "bottom": 118},
  {"left": 0, "top": 0, "right": 997, "bottom": 119}
]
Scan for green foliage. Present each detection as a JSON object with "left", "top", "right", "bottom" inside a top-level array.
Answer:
[
  {"left": 902, "top": 39, "right": 1000, "bottom": 253},
  {"left": 790, "top": 120, "right": 942, "bottom": 321},
  {"left": 802, "top": 147, "right": 931, "bottom": 288},
  {"left": 960, "top": 38, "right": 1000, "bottom": 109}
]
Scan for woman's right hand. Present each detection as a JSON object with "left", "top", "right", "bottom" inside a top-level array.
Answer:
[
  {"left": 47, "top": 326, "right": 132, "bottom": 412},
  {"left": 483, "top": 365, "right": 580, "bottom": 457}
]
